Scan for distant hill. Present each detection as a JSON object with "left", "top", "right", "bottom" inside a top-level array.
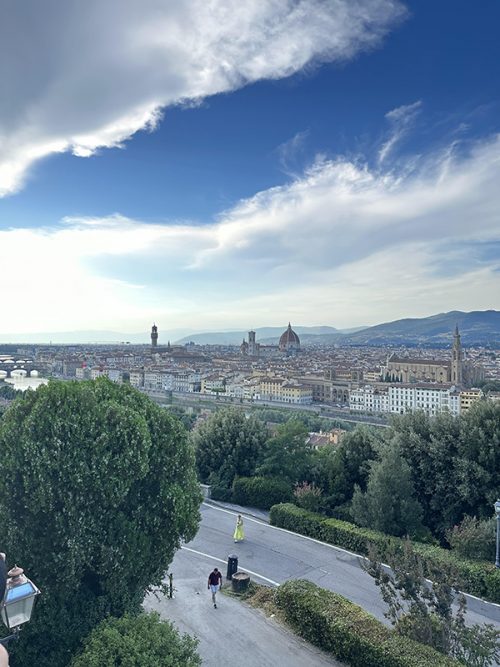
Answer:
[
  {"left": 175, "top": 325, "right": 340, "bottom": 346},
  {"left": 175, "top": 312, "right": 500, "bottom": 346},
  {"left": 339, "top": 310, "right": 500, "bottom": 346}
]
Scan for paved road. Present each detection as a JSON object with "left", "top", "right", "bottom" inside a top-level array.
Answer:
[
  {"left": 144, "top": 547, "right": 340, "bottom": 667},
  {"left": 181, "top": 502, "right": 500, "bottom": 628}
]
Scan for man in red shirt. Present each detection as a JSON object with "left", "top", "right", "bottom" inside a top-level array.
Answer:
[{"left": 207, "top": 567, "right": 223, "bottom": 608}]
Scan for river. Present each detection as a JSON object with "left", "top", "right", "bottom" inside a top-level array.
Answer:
[{"left": 3, "top": 376, "right": 48, "bottom": 392}]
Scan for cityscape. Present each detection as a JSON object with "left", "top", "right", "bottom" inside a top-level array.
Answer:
[
  {"left": 2, "top": 319, "right": 499, "bottom": 421},
  {"left": 1, "top": 1, "right": 500, "bottom": 667}
]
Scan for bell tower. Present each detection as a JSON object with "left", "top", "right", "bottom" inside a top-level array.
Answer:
[
  {"left": 151, "top": 323, "right": 158, "bottom": 348},
  {"left": 451, "top": 324, "right": 463, "bottom": 385}
]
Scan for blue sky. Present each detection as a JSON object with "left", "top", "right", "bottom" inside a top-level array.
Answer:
[{"left": 1, "top": 0, "right": 499, "bottom": 337}]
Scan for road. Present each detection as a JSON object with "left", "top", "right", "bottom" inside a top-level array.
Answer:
[
  {"left": 144, "top": 547, "right": 340, "bottom": 667},
  {"left": 177, "top": 502, "right": 500, "bottom": 629}
]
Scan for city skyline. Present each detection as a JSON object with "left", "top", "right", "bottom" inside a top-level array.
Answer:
[{"left": 1, "top": 1, "right": 500, "bottom": 334}]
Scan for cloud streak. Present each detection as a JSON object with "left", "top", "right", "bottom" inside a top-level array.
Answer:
[
  {"left": 1, "top": 133, "right": 499, "bottom": 332},
  {"left": 0, "top": 0, "right": 406, "bottom": 197}
]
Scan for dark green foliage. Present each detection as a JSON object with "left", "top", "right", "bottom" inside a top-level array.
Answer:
[
  {"left": 478, "top": 380, "right": 500, "bottom": 393},
  {"left": 0, "top": 379, "right": 201, "bottom": 667},
  {"left": 70, "top": 612, "right": 201, "bottom": 666},
  {"left": 388, "top": 403, "right": 500, "bottom": 537},
  {"left": 0, "top": 383, "right": 19, "bottom": 400},
  {"left": 270, "top": 504, "right": 500, "bottom": 604},
  {"left": 446, "top": 516, "right": 496, "bottom": 562},
  {"left": 256, "top": 419, "right": 311, "bottom": 483},
  {"left": 274, "top": 580, "right": 457, "bottom": 666},
  {"left": 351, "top": 441, "right": 425, "bottom": 538},
  {"left": 232, "top": 476, "right": 293, "bottom": 509},
  {"left": 210, "top": 485, "right": 234, "bottom": 502},
  {"left": 167, "top": 405, "right": 197, "bottom": 430},
  {"left": 312, "top": 427, "right": 379, "bottom": 508},
  {"left": 193, "top": 408, "right": 268, "bottom": 488},
  {"left": 364, "top": 541, "right": 500, "bottom": 665}
]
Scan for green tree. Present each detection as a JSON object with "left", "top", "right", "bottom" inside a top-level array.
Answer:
[
  {"left": 193, "top": 408, "right": 268, "bottom": 489},
  {"left": 364, "top": 541, "right": 500, "bottom": 665},
  {"left": 70, "top": 612, "right": 201, "bottom": 667},
  {"left": 318, "top": 427, "right": 379, "bottom": 508},
  {"left": 351, "top": 441, "right": 425, "bottom": 538},
  {"left": 0, "top": 379, "right": 201, "bottom": 667},
  {"left": 455, "top": 401, "right": 500, "bottom": 521},
  {"left": 446, "top": 515, "right": 496, "bottom": 562},
  {"left": 256, "top": 419, "right": 311, "bottom": 482}
]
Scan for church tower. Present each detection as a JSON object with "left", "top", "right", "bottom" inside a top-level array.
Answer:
[
  {"left": 451, "top": 324, "right": 463, "bottom": 385},
  {"left": 151, "top": 323, "right": 158, "bottom": 348}
]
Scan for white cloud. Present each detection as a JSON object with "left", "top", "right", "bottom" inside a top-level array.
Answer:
[
  {"left": 0, "top": 0, "right": 405, "bottom": 197},
  {"left": 1, "top": 134, "right": 500, "bottom": 332},
  {"left": 378, "top": 100, "right": 422, "bottom": 164}
]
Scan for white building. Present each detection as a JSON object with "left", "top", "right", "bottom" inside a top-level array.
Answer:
[{"left": 350, "top": 383, "right": 461, "bottom": 417}]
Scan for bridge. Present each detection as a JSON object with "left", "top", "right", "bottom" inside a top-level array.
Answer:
[{"left": 0, "top": 356, "right": 46, "bottom": 379}]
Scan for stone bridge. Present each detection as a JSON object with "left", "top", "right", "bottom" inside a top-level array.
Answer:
[{"left": 0, "top": 356, "right": 46, "bottom": 378}]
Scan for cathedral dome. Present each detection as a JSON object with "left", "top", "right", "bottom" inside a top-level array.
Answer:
[{"left": 279, "top": 323, "right": 300, "bottom": 351}]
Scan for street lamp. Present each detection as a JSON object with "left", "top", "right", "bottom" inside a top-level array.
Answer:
[
  {"left": 495, "top": 499, "right": 500, "bottom": 569},
  {"left": 0, "top": 561, "right": 40, "bottom": 646}
]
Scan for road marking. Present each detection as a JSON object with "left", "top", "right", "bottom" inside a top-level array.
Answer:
[
  {"left": 202, "top": 503, "right": 500, "bottom": 613},
  {"left": 181, "top": 546, "right": 280, "bottom": 586}
]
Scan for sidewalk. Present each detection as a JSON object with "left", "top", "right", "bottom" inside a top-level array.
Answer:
[
  {"left": 144, "top": 547, "right": 340, "bottom": 667},
  {"left": 203, "top": 498, "right": 270, "bottom": 522}
]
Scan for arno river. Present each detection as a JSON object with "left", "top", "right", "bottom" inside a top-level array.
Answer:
[{"left": 3, "top": 376, "right": 48, "bottom": 391}]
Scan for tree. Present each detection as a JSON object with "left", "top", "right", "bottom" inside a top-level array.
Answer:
[
  {"left": 193, "top": 408, "right": 268, "bottom": 489},
  {"left": 318, "top": 427, "right": 379, "bottom": 508},
  {"left": 70, "top": 612, "right": 201, "bottom": 667},
  {"left": 364, "top": 541, "right": 500, "bottom": 666},
  {"left": 351, "top": 440, "right": 425, "bottom": 538},
  {"left": 0, "top": 379, "right": 201, "bottom": 667},
  {"left": 256, "top": 419, "right": 311, "bottom": 482},
  {"left": 455, "top": 401, "right": 500, "bottom": 521},
  {"left": 446, "top": 515, "right": 496, "bottom": 562}
]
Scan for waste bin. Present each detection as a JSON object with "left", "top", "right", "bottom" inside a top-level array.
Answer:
[
  {"left": 226, "top": 554, "right": 238, "bottom": 581},
  {"left": 231, "top": 571, "right": 250, "bottom": 594}
]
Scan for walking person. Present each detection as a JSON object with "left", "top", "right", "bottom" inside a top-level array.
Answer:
[
  {"left": 233, "top": 514, "right": 245, "bottom": 543},
  {"left": 207, "top": 567, "right": 223, "bottom": 608}
]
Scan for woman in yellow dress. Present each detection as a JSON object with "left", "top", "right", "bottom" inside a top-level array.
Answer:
[{"left": 233, "top": 514, "right": 245, "bottom": 543}]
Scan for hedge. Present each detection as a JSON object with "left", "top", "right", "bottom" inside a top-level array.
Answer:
[
  {"left": 275, "top": 580, "right": 457, "bottom": 667},
  {"left": 270, "top": 504, "right": 500, "bottom": 604},
  {"left": 232, "top": 477, "right": 293, "bottom": 510}
]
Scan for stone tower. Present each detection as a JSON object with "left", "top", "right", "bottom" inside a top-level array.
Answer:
[
  {"left": 151, "top": 323, "right": 158, "bottom": 348},
  {"left": 451, "top": 324, "right": 463, "bottom": 385},
  {"left": 248, "top": 330, "right": 257, "bottom": 356}
]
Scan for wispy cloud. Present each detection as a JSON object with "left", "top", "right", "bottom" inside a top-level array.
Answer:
[
  {"left": 378, "top": 100, "right": 422, "bottom": 164},
  {"left": 1, "top": 132, "right": 499, "bottom": 332},
  {"left": 0, "top": 0, "right": 406, "bottom": 197},
  {"left": 276, "top": 130, "right": 311, "bottom": 177}
]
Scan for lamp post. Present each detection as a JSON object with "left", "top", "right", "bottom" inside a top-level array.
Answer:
[
  {"left": 495, "top": 499, "right": 500, "bottom": 569},
  {"left": 0, "top": 560, "right": 40, "bottom": 647}
]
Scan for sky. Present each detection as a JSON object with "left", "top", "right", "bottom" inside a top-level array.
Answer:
[{"left": 1, "top": 0, "right": 500, "bottom": 338}]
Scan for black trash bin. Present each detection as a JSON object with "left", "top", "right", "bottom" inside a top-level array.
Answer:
[{"left": 226, "top": 554, "right": 238, "bottom": 581}]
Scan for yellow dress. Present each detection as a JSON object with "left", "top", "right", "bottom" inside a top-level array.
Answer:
[{"left": 233, "top": 518, "right": 245, "bottom": 542}]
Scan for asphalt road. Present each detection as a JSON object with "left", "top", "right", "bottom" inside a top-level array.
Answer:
[
  {"left": 144, "top": 546, "right": 340, "bottom": 667},
  {"left": 181, "top": 502, "right": 500, "bottom": 628}
]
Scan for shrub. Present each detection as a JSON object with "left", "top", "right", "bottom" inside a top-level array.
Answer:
[
  {"left": 270, "top": 504, "right": 500, "bottom": 604},
  {"left": 293, "top": 482, "right": 324, "bottom": 513},
  {"left": 70, "top": 612, "right": 200, "bottom": 666},
  {"left": 210, "top": 485, "right": 233, "bottom": 502},
  {"left": 274, "top": 580, "right": 456, "bottom": 666},
  {"left": 232, "top": 477, "right": 292, "bottom": 509},
  {"left": 446, "top": 516, "right": 496, "bottom": 562}
]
